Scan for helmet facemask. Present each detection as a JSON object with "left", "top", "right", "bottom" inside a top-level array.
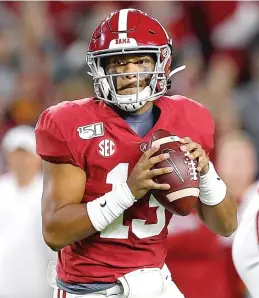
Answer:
[{"left": 86, "top": 45, "right": 172, "bottom": 112}]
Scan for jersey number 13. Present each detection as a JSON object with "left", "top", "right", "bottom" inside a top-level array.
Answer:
[{"left": 100, "top": 163, "right": 166, "bottom": 239}]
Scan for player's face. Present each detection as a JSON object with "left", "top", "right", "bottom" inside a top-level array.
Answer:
[
  {"left": 105, "top": 54, "right": 155, "bottom": 95},
  {"left": 217, "top": 139, "right": 257, "bottom": 199},
  {"left": 7, "top": 148, "right": 41, "bottom": 178}
]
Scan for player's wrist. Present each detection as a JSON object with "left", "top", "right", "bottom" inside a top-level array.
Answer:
[
  {"left": 122, "top": 182, "right": 136, "bottom": 202},
  {"left": 199, "top": 161, "right": 227, "bottom": 206},
  {"left": 200, "top": 163, "right": 209, "bottom": 176},
  {"left": 87, "top": 182, "right": 136, "bottom": 232}
]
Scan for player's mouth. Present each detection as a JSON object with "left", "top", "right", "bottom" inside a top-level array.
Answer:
[
  {"left": 118, "top": 86, "right": 145, "bottom": 95},
  {"left": 117, "top": 81, "right": 145, "bottom": 95}
]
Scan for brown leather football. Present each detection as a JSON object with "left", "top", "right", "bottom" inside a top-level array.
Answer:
[{"left": 149, "top": 129, "right": 200, "bottom": 216}]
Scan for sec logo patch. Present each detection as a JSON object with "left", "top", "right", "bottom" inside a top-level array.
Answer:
[{"left": 98, "top": 139, "right": 116, "bottom": 157}]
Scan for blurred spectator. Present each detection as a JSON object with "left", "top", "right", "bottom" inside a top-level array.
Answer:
[
  {"left": 232, "top": 31, "right": 259, "bottom": 174},
  {"left": 169, "top": 1, "right": 259, "bottom": 70},
  {"left": 52, "top": 73, "right": 93, "bottom": 105},
  {"left": 216, "top": 130, "right": 258, "bottom": 298},
  {"left": 216, "top": 130, "right": 257, "bottom": 201},
  {"left": 0, "top": 125, "right": 56, "bottom": 298},
  {"left": 0, "top": 29, "right": 17, "bottom": 106},
  {"left": 9, "top": 72, "right": 46, "bottom": 125},
  {"left": 194, "top": 54, "right": 240, "bottom": 138}
]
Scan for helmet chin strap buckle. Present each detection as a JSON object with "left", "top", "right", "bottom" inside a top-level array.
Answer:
[{"left": 168, "top": 65, "right": 186, "bottom": 80}]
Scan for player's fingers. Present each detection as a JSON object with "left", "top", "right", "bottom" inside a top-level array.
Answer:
[
  {"left": 141, "top": 145, "right": 160, "bottom": 161},
  {"left": 146, "top": 153, "right": 170, "bottom": 169},
  {"left": 146, "top": 180, "right": 170, "bottom": 190},
  {"left": 148, "top": 167, "right": 174, "bottom": 178},
  {"left": 179, "top": 137, "right": 192, "bottom": 144},
  {"left": 180, "top": 142, "right": 201, "bottom": 153},
  {"left": 186, "top": 148, "right": 204, "bottom": 160}
]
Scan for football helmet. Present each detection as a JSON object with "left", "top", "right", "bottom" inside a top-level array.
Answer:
[{"left": 86, "top": 8, "right": 184, "bottom": 112}]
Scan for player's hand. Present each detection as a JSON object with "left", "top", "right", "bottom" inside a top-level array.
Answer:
[
  {"left": 127, "top": 146, "right": 173, "bottom": 199},
  {"left": 179, "top": 137, "right": 209, "bottom": 175}
]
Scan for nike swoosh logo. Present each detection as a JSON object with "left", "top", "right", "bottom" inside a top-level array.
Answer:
[
  {"left": 163, "top": 149, "right": 185, "bottom": 183},
  {"left": 100, "top": 200, "right": 107, "bottom": 207}
]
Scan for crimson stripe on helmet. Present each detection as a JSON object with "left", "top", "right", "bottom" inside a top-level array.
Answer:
[
  {"left": 118, "top": 9, "right": 129, "bottom": 39},
  {"left": 57, "top": 289, "right": 60, "bottom": 298},
  {"left": 62, "top": 290, "right": 66, "bottom": 298}
]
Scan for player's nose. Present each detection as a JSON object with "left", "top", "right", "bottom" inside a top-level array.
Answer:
[{"left": 124, "top": 62, "right": 138, "bottom": 79}]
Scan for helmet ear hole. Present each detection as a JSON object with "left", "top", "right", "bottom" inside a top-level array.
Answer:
[
  {"left": 150, "top": 53, "right": 157, "bottom": 63},
  {"left": 100, "top": 58, "right": 108, "bottom": 72}
]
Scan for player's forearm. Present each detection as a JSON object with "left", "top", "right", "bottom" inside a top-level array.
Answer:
[
  {"left": 196, "top": 190, "right": 238, "bottom": 236},
  {"left": 43, "top": 183, "right": 136, "bottom": 251},
  {"left": 195, "top": 161, "right": 238, "bottom": 236},
  {"left": 43, "top": 203, "right": 96, "bottom": 251}
]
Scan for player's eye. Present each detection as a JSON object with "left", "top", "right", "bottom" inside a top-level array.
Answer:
[
  {"left": 114, "top": 60, "right": 126, "bottom": 66},
  {"left": 136, "top": 59, "right": 148, "bottom": 65}
]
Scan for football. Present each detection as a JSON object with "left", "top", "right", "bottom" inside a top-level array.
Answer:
[{"left": 149, "top": 129, "right": 200, "bottom": 216}]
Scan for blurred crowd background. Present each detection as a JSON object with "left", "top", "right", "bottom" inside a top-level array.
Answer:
[{"left": 1, "top": 1, "right": 259, "bottom": 298}]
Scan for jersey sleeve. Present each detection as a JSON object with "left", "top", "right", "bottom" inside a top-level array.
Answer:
[
  {"left": 184, "top": 97, "right": 215, "bottom": 155},
  {"left": 35, "top": 107, "right": 82, "bottom": 167},
  {"left": 196, "top": 105, "right": 215, "bottom": 155}
]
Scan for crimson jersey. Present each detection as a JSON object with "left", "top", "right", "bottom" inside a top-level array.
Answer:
[{"left": 35, "top": 95, "right": 214, "bottom": 283}]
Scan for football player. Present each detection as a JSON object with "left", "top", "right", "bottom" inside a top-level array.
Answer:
[
  {"left": 232, "top": 182, "right": 259, "bottom": 298},
  {"left": 35, "top": 8, "right": 238, "bottom": 298}
]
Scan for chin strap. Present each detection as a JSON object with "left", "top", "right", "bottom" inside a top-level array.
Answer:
[{"left": 168, "top": 65, "right": 186, "bottom": 80}]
